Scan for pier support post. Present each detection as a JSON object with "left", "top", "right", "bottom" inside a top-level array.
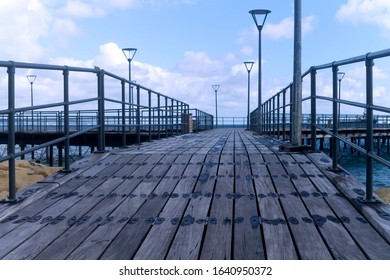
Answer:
[
  {"left": 97, "top": 69, "right": 106, "bottom": 152},
  {"left": 310, "top": 67, "right": 317, "bottom": 151},
  {"left": 62, "top": 68, "right": 71, "bottom": 173},
  {"left": 121, "top": 79, "right": 127, "bottom": 148},
  {"left": 291, "top": 0, "right": 302, "bottom": 147},
  {"left": 332, "top": 64, "right": 340, "bottom": 170},
  {"left": 3, "top": 63, "right": 18, "bottom": 203},
  {"left": 359, "top": 56, "right": 379, "bottom": 203}
]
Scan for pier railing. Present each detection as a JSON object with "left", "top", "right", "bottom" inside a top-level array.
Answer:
[
  {"left": 251, "top": 48, "right": 390, "bottom": 203},
  {"left": 0, "top": 60, "right": 212, "bottom": 202}
]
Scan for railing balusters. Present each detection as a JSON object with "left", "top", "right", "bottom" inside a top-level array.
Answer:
[
  {"left": 250, "top": 48, "right": 390, "bottom": 204},
  {"left": 0, "top": 60, "right": 212, "bottom": 203}
]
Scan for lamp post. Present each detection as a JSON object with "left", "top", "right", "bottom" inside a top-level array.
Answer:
[
  {"left": 249, "top": 9, "right": 271, "bottom": 133},
  {"left": 337, "top": 71, "right": 345, "bottom": 127},
  {"left": 122, "top": 48, "right": 137, "bottom": 128},
  {"left": 26, "top": 75, "right": 36, "bottom": 107},
  {"left": 26, "top": 74, "right": 37, "bottom": 159},
  {"left": 26, "top": 74, "right": 37, "bottom": 131},
  {"left": 212, "top": 85, "right": 220, "bottom": 128},
  {"left": 244, "top": 61, "right": 255, "bottom": 130}
]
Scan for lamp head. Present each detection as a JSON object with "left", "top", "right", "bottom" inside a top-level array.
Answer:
[
  {"left": 122, "top": 48, "right": 137, "bottom": 61},
  {"left": 212, "top": 85, "right": 220, "bottom": 92},
  {"left": 337, "top": 72, "right": 345, "bottom": 82},
  {"left": 244, "top": 61, "right": 255, "bottom": 72},
  {"left": 26, "top": 74, "right": 37, "bottom": 84},
  {"left": 249, "top": 9, "right": 271, "bottom": 31}
]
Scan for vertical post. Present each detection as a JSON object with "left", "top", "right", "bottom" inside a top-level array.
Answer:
[
  {"left": 175, "top": 100, "right": 179, "bottom": 134},
  {"left": 7, "top": 64, "right": 17, "bottom": 202},
  {"left": 30, "top": 82, "right": 34, "bottom": 131},
  {"left": 121, "top": 79, "right": 126, "bottom": 147},
  {"left": 165, "top": 96, "right": 168, "bottom": 138},
  {"left": 272, "top": 96, "right": 276, "bottom": 138},
  {"left": 157, "top": 94, "right": 161, "bottom": 139},
  {"left": 258, "top": 31, "right": 262, "bottom": 132},
  {"left": 247, "top": 70, "right": 251, "bottom": 130},
  {"left": 148, "top": 90, "right": 152, "bottom": 141},
  {"left": 215, "top": 90, "right": 218, "bottom": 128},
  {"left": 292, "top": 0, "right": 302, "bottom": 146},
  {"left": 289, "top": 85, "right": 293, "bottom": 142},
  {"left": 136, "top": 86, "right": 141, "bottom": 144},
  {"left": 363, "top": 56, "right": 375, "bottom": 203},
  {"left": 277, "top": 92, "right": 280, "bottom": 139},
  {"left": 171, "top": 98, "right": 174, "bottom": 136},
  {"left": 282, "top": 89, "right": 286, "bottom": 141},
  {"left": 63, "top": 68, "right": 71, "bottom": 172},
  {"left": 212, "top": 85, "right": 220, "bottom": 128},
  {"left": 310, "top": 68, "right": 317, "bottom": 151},
  {"left": 332, "top": 64, "right": 339, "bottom": 170},
  {"left": 97, "top": 69, "right": 105, "bottom": 152}
]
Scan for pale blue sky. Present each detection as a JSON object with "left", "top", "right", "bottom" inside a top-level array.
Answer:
[{"left": 1, "top": 0, "right": 390, "bottom": 117}]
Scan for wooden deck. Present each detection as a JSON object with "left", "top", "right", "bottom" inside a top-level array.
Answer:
[{"left": 0, "top": 128, "right": 389, "bottom": 260}]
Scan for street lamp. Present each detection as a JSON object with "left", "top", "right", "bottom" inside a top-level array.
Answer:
[
  {"left": 337, "top": 71, "right": 345, "bottom": 127},
  {"left": 26, "top": 74, "right": 37, "bottom": 158},
  {"left": 122, "top": 48, "right": 137, "bottom": 128},
  {"left": 26, "top": 74, "right": 36, "bottom": 107},
  {"left": 249, "top": 9, "right": 271, "bottom": 133},
  {"left": 212, "top": 85, "right": 220, "bottom": 128},
  {"left": 26, "top": 74, "right": 37, "bottom": 132},
  {"left": 244, "top": 61, "right": 255, "bottom": 130}
]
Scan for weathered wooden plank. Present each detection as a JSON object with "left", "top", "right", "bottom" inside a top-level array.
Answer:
[
  {"left": 0, "top": 153, "right": 124, "bottom": 240},
  {"left": 278, "top": 153, "right": 367, "bottom": 260},
  {"left": 232, "top": 133, "right": 265, "bottom": 260},
  {"left": 293, "top": 153, "right": 390, "bottom": 259},
  {"left": 0, "top": 152, "right": 113, "bottom": 221},
  {"left": 307, "top": 152, "right": 390, "bottom": 244},
  {"left": 31, "top": 153, "right": 166, "bottom": 260},
  {"left": 166, "top": 152, "right": 221, "bottom": 260},
  {"left": 199, "top": 138, "right": 234, "bottom": 259},
  {"left": 247, "top": 152, "right": 298, "bottom": 260},
  {"left": 132, "top": 154, "right": 206, "bottom": 260},
  {"left": 262, "top": 153, "right": 333, "bottom": 259},
  {"left": 2, "top": 128, "right": 389, "bottom": 261},
  {"left": 98, "top": 154, "right": 188, "bottom": 259},
  {"left": 1, "top": 154, "right": 138, "bottom": 260}
]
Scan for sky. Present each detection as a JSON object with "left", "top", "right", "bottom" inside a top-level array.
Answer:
[{"left": 1, "top": 0, "right": 390, "bottom": 118}]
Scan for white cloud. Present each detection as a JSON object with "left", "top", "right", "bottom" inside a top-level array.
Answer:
[
  {"left": 336, "top": 0, "right": 390, "bottom": 31},
  {"left": 0, "top": 0, "right": 51, "bottom": 61},
  {"left": 52, "top": 18, "right": 80, "bottom": 47},
  {"left": 263, "top": 15, "right": 318, "bottom": 40},
  {"left": 94, "top": 42, "right": 127, "bottom": 69},
  {"left": 175, "top": 51, "right": 225, "bottom": 77},
  {"left": 57, "top": 0, "right": 106, "bottom": 18}
]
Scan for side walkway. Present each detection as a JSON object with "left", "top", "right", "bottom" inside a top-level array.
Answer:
[{"left": 0, "top": 129, "right": 389, "bottom": 259}]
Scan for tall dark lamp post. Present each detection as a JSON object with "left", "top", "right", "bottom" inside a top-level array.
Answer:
[
  {"left": 337, "top": 72, "right": 345, "bottom": 127},
  {"left": 244, "top": 61, "right": 255, "bottom": 130},
  {"left": 212, "top": 85, "right": 220, "bottom": 128},
  {"left": 122, "top": 48, "right": 137, "bottom": 128},
  {"left": 249, "top": 9, "right": 271, "bottom": 133}
]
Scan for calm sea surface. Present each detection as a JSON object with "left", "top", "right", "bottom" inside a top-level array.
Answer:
[{"left": 338, "top": 150, "right": 390, "bottom": 190}]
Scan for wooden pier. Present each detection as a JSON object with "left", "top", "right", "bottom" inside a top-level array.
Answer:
[{"left": 0, "top": 128, "right": 389, "bottom": 260}]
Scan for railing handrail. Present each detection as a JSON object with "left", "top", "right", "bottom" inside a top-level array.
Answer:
[
  {"left": 0, "top": 60, "right": 213, "bottom": 202},
  {"left": 251, "top": 47, "right": 390, "bottom": 203}
]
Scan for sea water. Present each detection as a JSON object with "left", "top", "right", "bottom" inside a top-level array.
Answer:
[{"left": 338, "top": 149, "right": 390, "bottom": 190}]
